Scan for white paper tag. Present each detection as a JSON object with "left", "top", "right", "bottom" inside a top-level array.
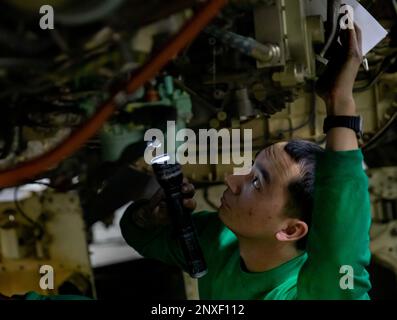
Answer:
[{"left": 305, "top": 0, "right": 388, "bottom": 55}]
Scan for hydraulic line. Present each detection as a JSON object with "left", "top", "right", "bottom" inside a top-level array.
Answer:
[{"left": 204, "top": 25, "right": 280, "bottom": 63}]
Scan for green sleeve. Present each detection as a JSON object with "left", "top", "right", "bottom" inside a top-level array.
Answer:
[
  {"left": 297, "top": 150, "right": 372, "bottom": 300},
  {"left": 120, "top": 209, "right": 219, "bottom": 272}
]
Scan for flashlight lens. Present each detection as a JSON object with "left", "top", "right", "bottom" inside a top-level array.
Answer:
[{"left": 151, "top": 154, "right": 171, "bottom": 165}]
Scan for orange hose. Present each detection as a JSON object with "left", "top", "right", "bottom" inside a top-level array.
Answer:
[{"left": 0, "top": 0, "right": 228, "bottom": 188}]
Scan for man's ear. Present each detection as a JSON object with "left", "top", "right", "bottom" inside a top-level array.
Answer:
[{"left": 275, "top": 220, "right": 308, "bottom": 242}]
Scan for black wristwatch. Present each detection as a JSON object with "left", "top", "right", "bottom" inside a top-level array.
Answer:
[{"left": 323, "top": 115, "right": 363, "bottom": 138}]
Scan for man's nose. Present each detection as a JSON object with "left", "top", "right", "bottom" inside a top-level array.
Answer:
[{"left": 225, "top": 174, "right": 243, "bottom": 194}]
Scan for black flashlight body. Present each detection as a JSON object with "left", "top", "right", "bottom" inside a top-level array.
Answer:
[{"left": 152, "top": 161, "right": 208, "bottom": 278}]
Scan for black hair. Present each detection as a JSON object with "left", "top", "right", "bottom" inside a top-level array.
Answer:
[{"left": 283, "top": 140, "right": 325, "bottom": 250}]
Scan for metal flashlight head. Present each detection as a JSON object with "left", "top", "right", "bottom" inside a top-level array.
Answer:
[{"left": 151, "top": 154, "right": 183, "bottom": 195}]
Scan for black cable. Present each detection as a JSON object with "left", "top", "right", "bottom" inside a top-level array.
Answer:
[
  {"left": 173, "top": 79, "right": 219, "bottom": 113},
  {"left": 13, "top": 186, "right": 45, "bottom": 239},
  {"left": 363, "top": 111, "right": 397, "bottom": 151},
  {"left": 277, "top": 83, "right": 317, "bottom": 136},
  {"left": 354, "top": 51, "right": 397, "bottom": 93},
  {"left": 30, "top": 181, "right": 52, "bottom": 187}
]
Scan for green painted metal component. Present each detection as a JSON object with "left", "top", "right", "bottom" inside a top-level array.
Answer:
[
  {"left": 99, "top": 123, "right": 145, "bottom": 162},
  {"left": 99, "top": 75, "right": 192, "bottom": 161}
]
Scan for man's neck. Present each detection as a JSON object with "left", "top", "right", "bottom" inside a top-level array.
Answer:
[{"left": 238, "top": 237, "right": 301, "bottom": 273}]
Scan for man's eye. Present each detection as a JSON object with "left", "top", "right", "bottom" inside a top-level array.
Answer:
[{"left": 252, "top": 177, "right": 260, "bottom": 190}]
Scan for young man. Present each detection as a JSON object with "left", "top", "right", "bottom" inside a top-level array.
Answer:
[{"left": 120, "top": 25, "right": 372, "bottom": 299}]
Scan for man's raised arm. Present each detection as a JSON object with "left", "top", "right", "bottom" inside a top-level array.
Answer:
[
  {"left": 323, "top": 25, "right": 362, "bottom": 151},
  {"left": 297, "top": 25, "right": 372, "bottom": 300}
]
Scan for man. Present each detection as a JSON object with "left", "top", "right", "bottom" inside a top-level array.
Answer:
[{"left": 120, "top": 24, "right": 372, "bottom": 299}]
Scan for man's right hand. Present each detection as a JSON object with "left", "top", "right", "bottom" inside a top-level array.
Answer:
[{"left": 130, "top": 178, "right": 197, "bottom": 229}]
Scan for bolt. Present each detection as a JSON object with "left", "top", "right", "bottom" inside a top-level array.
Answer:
[
  {"left": 213, "top": 90, "right": 225, "bottom": 100},
  {"left": 208, "top": 37, "right": 216, "bottom": 46}
]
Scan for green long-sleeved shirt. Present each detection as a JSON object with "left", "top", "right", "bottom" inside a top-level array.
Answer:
[{"left": 120, "top": 150, "right": 372, "bottom": 300}]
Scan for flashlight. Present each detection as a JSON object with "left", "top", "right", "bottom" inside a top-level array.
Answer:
[{"left": 151, "top": 154, "right": 208, "bottom": 278}]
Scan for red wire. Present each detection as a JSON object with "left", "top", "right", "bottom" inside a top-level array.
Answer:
[{"left": 0, "top": 0, "right": 228, "bottom": 188}]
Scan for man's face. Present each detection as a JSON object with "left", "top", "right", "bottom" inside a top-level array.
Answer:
[{"left": 219, "top": 142, "right": 301, "bottom": 241}]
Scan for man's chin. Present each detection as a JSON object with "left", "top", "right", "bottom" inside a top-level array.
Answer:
[{"left": 217, "top": 209, "right": 238, "bottom": 235}]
